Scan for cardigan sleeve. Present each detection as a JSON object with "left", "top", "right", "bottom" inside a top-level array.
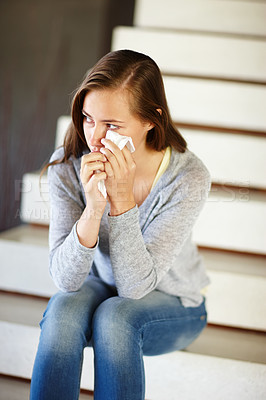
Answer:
[{"left": 48, "top": 149, "right": 97, "bottom": 292}]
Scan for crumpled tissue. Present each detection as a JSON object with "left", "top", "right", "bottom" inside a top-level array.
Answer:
[{"left": 98, "top": 130, "right": 135, "bottom": 198}]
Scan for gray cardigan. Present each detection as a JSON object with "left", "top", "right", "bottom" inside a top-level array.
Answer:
[{"left": 48, "top": 146, "right": 211, "bottom": 307}]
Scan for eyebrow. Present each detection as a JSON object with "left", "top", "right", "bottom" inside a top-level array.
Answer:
[{"left": 82, "top": 109, "right": 125, "bottom": 124}]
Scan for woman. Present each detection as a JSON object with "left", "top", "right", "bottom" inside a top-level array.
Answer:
[{"left": 30, "top": 49, "right": 211, "bottom": 400}]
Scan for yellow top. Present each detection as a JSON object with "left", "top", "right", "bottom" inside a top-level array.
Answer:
[{"left": 151, "top": 146, "right": 172, "bottom": 190}]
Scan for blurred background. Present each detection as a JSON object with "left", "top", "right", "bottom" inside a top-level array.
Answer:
[
  {"left": 0, "top": 0, "right": 135, "bottom": 233},
  {"left": 0, "top": 0, "right": 266, "bottom": 399}
]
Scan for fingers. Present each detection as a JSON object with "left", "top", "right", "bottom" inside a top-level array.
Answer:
[
  {"left": 82, "top": 168, "right": 107, "bottom": 200},
  {"left": 81, "top": 152, "right": 106, "bottom": 170},
  {"left": 100, "top": 139, "right": 134, "bottom": 178},
  {"left": 100, "top": 147, "right": 120, "bottom": 178},
  {"left": 80, "top": 161, "right": 105, "bottom": 185},
  {"left": 103, "top": 158, "right": 114, "bottom": 178},
  {"left": 89, "top": 170, "right": 107, "bottom": 186},
  {"left": 121, "top": 145, "right": 136, "bottom": 170},
  {"left": 100, "top": 139, "right": 125, "bottom": 164},
  {"left": 80, "top": 152, "right": 107, "bottom": 184}
]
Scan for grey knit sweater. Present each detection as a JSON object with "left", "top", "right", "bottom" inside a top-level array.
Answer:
[{"left": 48, "top": 146, "right": 211, "bottom": 307}]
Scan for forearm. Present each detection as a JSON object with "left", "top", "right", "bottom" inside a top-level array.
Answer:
[
  {"left": 76, "top": 206, "right": 103, "bottom": 247},
  {"left": 108, "top": 206, "right": 157, "bottom": 298},
  {"left": 50, "top": 221, "right": 97, "bottom": 291}
]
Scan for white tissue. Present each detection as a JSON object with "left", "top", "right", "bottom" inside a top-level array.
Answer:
[{"left": 97, "top": 130, "right": 135, "bottom": 198}]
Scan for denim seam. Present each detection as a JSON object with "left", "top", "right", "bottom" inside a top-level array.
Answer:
[{"left": 139, "top": 314, "right": 206, "bottom": 336}]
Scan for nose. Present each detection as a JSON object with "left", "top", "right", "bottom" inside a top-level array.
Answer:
[{"left": 88, "top": 125, "right": 106, "bottom": 151}]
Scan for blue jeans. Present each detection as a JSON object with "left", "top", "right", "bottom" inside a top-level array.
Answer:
[{"left": 30, "top": 276, "right": 207, "bottom": 400}]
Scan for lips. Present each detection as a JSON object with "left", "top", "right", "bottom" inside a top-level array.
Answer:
[{"left": 90, "top": 146, "right": 103, "bottom": 153}]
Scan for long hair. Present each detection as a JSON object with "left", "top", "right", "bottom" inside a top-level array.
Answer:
[{"left": 46, "top": 49, "right": 187, "bottom": 169}]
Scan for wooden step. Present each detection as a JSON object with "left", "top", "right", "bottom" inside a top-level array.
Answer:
[
  {"left": 54, "top": 115, "right": 71, "bottom": 149},
  {"left": 0, "top": 375, "right": 93, "bottom": 400},
  {"left": 19, "top": 172, "right": 49, "bottom": 225},
  {"left": 194, "top": 187, "right": 266, "bottom": 255},
  {"left": 181, "top": 129, "right": 266, "bottom": 189},
  {"left": 0, "top": 226, "right": 54, "bottom": 297},
  {"left": 112, "top": 26, "right": 266, "bottom": 82},
  {"left": 134, "top": 0, "right": 266, "bottom": 37},
  {"left": 163, "top": 76, "right": 266, "bottom": 132}
]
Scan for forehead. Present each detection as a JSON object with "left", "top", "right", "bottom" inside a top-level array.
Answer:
[{"left": 83, "top": 89, "right": 131, "bottom": 117}]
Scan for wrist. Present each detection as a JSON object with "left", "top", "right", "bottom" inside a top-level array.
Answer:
[
  {"left": 77, "top": 209, "right": 101, "bottom": 248},
  {"left": 109, "top": 200, "right": 136, "bottom": 216},
  {"left": 83, "top": 206, "right": 104, "bottom": 220}
]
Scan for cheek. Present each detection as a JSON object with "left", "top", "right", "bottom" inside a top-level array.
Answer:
[
  {"left": 83, "top": 122, "right": 90, "bottom": 140},
  {"left": 133, "top": 125, "right": 149, "bottom": 145},
  {"left": 129, "top": 132, "right": 147, "bottom": 152}
]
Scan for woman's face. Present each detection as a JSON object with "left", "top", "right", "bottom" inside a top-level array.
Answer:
[{"left": 82, "top": 89, "right": 153, "bottom": 153}]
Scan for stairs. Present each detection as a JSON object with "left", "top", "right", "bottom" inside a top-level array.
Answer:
[{"left": 1, "top": 0, "right": 266, "bottom": 398}]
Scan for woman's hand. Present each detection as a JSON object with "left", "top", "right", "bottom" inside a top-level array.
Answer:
[
  {"left": 77, "top": 152, "right": 107, "bottom": 248},
  {"left": 80, "top": 152, "right": 107, "bottom": 217},
  {"left": 100, "top": 138, "right": 136, "bottom": 216}
]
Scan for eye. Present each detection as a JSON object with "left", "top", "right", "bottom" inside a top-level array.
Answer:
[
  {"left": 107, "top": 124, "right": 119, "bottom": 130},
  {"left": 82, "top": 113, "right": 94, "bottom": 125}
]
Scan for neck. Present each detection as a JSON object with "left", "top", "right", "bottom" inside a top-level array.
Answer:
[
  {"left": 133, "top": 142, "right": 165, "bottom": 181},
  {"left": 132, "top": 144, "right": 165, "bottom": 206}
]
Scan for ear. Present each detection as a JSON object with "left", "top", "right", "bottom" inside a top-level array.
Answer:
[
  {"left": 143, "top": 121, "right": 155, "bottom": 131},
  {"left": 144, "top": 109, "right": 161, "bottom": 131}
]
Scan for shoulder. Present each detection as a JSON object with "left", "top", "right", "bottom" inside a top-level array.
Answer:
[
  {"left": 49, "top": 146, "right": 65, "bottom": 163},
  {"left": 171, "top": 148, "right": 211, "bottom": 186},
  {"left": 49, "top": 147, "right": 82, "bottom": 171},
  {"left": 157, "top": 148, "right": 211, "bottom": 203},
  {"left": 47, "top": 149, "right": 86, "bottom": 209},
  {"left": 48, "top": 147, "right": 82, "bottom": 184}
]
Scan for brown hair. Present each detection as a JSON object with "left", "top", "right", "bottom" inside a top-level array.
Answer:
[{"left": 46, "top": 49, "right": 186, "bottom": 169}]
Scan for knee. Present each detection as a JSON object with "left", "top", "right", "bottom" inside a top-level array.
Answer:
[
  {"left": 40, "top": 291, "right": 90, "bottom": 350},
  {"left": 93, "top": 296, "right": 134, "bottom": 327},
  {"left": 92, "top": 297, "right": 139, "bottom": 348}
]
